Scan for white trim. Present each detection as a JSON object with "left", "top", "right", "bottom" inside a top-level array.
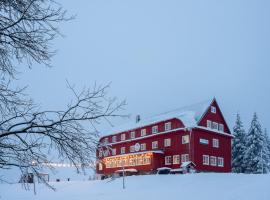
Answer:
[
  {"left": 203, "top": 155, "right": 209, "bottom": 165},
  {"left": 165, "top": 122, "right": 172, "bottom": 131},
  {"left": 195, "top": 126, "right": 233, "bottom": 137},
  {"left": 164, "top": 138, "right": 171, "bottom": 147},
  {"left": 165, "top": 156, "right": 172, "bottom": 165}
]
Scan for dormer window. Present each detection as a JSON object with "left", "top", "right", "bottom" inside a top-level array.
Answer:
[
  {"left": 218, "top": 124, "right": 224, "bottom": 132},
  {"left": 130, "top": 131, "right": 135, "bottom": 139},
  {"left": 152, "top": 126, "right": 158, "bottom": 134},
  {"left": 164, "top": 122, "right": 171, "bottom": 131},
  {"left": 212, "top": 122, "right": 218, "bottom": 130},
  {"left": 207, "top": 120, "right": 212, "bottom": 128},
  {"left": 121, "top": 134, "right": 126, "bottom": 141},
  {"left": 112, "top": 136, "right": 117, "bottom": 143},
  {"left": 211, "top": 106, "right": 216, "bottom": 113}
]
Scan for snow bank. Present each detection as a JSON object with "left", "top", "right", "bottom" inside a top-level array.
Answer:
[{"left": 0, "top": 173, "right": 270, "bottom": 200}]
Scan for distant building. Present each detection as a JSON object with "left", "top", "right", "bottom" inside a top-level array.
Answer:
[{"left": 96, "top": 98, "right": 233, "bottom": 176}]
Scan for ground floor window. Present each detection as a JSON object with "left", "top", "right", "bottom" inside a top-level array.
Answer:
[
  {"left": 165, "top": 156, "right": 172, "bottom": 165},
  {"left": 173, "top": 155, "right": 180, "bottom": 164},
  {"left": 203, "top": 155, "right": 209, "bottom": 165},
  {"left": 210, "top": 156, "right": 217, "bottom": 166},
  {"left": 181, "top": 154, "right": 189, "bottom": 162},
  {"left": 217, "top": 157, "right": 224, "bottom": 167}
]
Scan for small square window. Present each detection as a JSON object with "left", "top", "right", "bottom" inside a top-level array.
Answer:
[
  {"left": 211, "top": 106, "right": 216, "bottom": 113},
  {"left": 218, "top": 124, "right": 224, "bottom": 132},
  {"left": 152, "top": 126, "right": 158, "bottom": 134},
  {"left": 165, "top": 122, "right": 171, "bottom": 131},
  {"left": 213, "top": 139, "right": 219, "bottom": 148},
  {"left": 212, "top": 122, "right": 218, "bottom": 130},
  {"left": 164, "top": 138, "right": 171, "bottom": 147},
  {"left": 152, "top": 141, "right": 158, "bottom": 149},
  {"left": 173, "top": 155, "right": 180, "bottom": 164},
  {"left": 182, "top": 135, "right": 189, "bottom": 144},
  {"left": 165, "top": 156, "right": 172, "bottom": 165}
]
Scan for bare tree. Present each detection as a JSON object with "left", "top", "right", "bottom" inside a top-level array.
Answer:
[{"left": 0, "top": 0, "right": 126, "bottom": 187}]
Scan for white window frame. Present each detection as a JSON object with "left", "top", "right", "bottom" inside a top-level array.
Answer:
[
  {"left": 141, "top": 143, "right": 146, "bottom": 151},
  {"left": 182, "top": 135, "right": 189, "bottom": 144},
  {"left": 165, "top": 156, "right": 172, "bottom": 165},
  {"left": 165, "top": 122, "right": 172, "bottom": 131},
  {"left": 112, "top": 136, "right": 117, "bottom": 143},
  {"left": 218, "top": 124, "right": 224, "bottom": 132},
  {"left": 213, "top": 138, "right": 219, "bottom": 148},
  {"left": 121, "top": 134, "right": 126, "bottom": 141},
  {"left": 152, "top": 126, "right": 158, "bottom": 134},
  {"left": 111, "top": 148, "right": 116, "bottom": 156},
  {"left": 164, "top": 138, "right": 171, "bottom": 147},
  {"left": 152, "top": 141, "right": 158, "bottom": 149},
  {"left": 211, "top": 106, "right": 216, "bottom": 113},
  {"left": 130, "top": 131, "right": 135, "bottom": 139},
  {"left": 210, "top": 156, "right": 217, "bottom": 166},
  {"left": 141, "top": 129, "right": 146, "bottom": 137},
  {"left": 217, "top": 157, "right": 224, "bottom": 167},
  {"left": 181, "top": 154, "right": 189, "bottom": 162},
  {"left": 130, "top": 145, "right": 135, "bottom": 152},
  {"left": 199, "top": 138, "right": 209, "bottom": 145},
  {"left": 203, "top": 155, "right": 209, "bottom": 165},
  {"left": 207, "top": 120, "right": 212, "bottom": 128},
  {"left": 173, "top": 155, "right": 180, "bottom": 164},
  {"left": 120, "top": 147, "right": 125, "bottom": 154},
  {"left": 212, "top": 122, "right": 218, "bottom": 130}
]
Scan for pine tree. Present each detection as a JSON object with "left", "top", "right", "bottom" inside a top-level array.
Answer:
[
  {"left": 263, "top": 129, "right": 270, "bottom": 172},
  {"left": 232, "top": 113, "right": 246, "bottom": 173},
  {"left": 244, "top": 113, "right": 269, "bottom": 174}
]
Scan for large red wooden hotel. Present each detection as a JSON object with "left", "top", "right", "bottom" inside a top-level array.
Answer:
[{"left": 96, "top": 98, "right": 233, "bottom": 176}]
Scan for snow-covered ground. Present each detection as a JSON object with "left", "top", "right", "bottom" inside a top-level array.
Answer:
[{"left": 0, "top": 173, "right": 269, "bottom": 200}]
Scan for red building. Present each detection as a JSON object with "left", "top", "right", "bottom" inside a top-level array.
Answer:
[{"left": 96, "top": 98, "right": 233, "bottom": 176}]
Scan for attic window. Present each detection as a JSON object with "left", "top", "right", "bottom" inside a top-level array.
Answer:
[{"left": 211, "top": 106, "right": 216, "bottom": 114}]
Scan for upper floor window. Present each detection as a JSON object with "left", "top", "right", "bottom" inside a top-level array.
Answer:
[
  {"left": 141, "top": 129, "right": 146, "bottom": 137},
  {"left": 111, "top": 148, "right": 116, "bottom": 156},
  {"left": 181, "top": 154, "right": 189, "bottom": 162},
  {"left": 217, "top": 157, "right": 224, "bottom": 167},
  {"left": 213, "top": 138, "right": 219, "bottom": 148},
  {"left": 121, "top": 134, "right": 126, "bottom": 141},
  {"left": 121, "top": 147, "right": 125, "bottom": 154},
  {"left": 164, "top": 122, "right": 171, "bottom": 131},
  {"left": 98, "top": 149, "right": 103, "bottom": 157},
  {"left": 182, "top": 135, "right": 189, "bottom": 144},
  {"left": 203, "top": 155, "right": 209, "bottom": 165},
  {"left": 141, "top": 143, "right": 146, "bottom": 151},
  {"left": 152, "top": 126, "right": 158, "bottom": 134},
  {"left": 130, "top": 145, "right": 135, "bottom": 153},
  {"left": 173, "top": 155, "right": 180, "bottom": 164},
  {"left": 152, "top": 141, "right": 158, "bottom": 149},
  {"left": 165, "top": 156, "right": 172, "bottom": 165},
  {"left": 207, "top": 120, "right": 212, "bottom": 128},
  {"left": 112, "top": 136, "right": 117, "bottom": 143},
  {"left": 212, "top": 122, "right": 218, "bottom": 130},
  {"left": 210, "top": 156, "right": 217, "bottom": 166},
  {"left": 211, "top": 106, "right": 216, "bottom": 113},
  {"left": 104, "top": 138, "right": 109, "bottom": 143},
  {"left": 164, "top": 138, "right": 171, "bottom": 147},
  {"left": 218, "top": 124, "right": 224, "bottom": 132},
  {"left": 130, "top": 131, "right": 135, "bottom": 139}
]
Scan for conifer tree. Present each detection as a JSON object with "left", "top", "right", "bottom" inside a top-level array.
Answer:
[
  {"left": 263, "top": 129, "right": 270, "bottom": 172},
  {"left": 244, "top": 113, "right": 269, "bottom": 174},
  {"left": 232, "top": 113, "right": 246, "bottom": 173}
]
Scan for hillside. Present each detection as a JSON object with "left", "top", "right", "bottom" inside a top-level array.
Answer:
[{"left": 0, "top": 173, "right": 269, "bottom": 200}]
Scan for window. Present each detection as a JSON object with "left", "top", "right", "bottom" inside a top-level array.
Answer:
[
  {"left": 164, "top": 138, "right": 171, "bottom": 147},
  {"left": 112, "top": 136, "right": 117, "bottom": 143},
  {"left": 111, "top": 148, "right": 116, "bottom": 156},
  {"left": 203, "top": 155, "right": 209, "bottom": 165},
  {"left": 210, "top": 156, "right": 217, "bottom": 166},
  {"left": 211, "top": 106, "right": 216, "bottom": 113},
  {"left": 103, "top": 150, "right": 109, "bottom": 157},
  {"left": 141, "top": 143, "right": 146, "bottom": 151},
  {"left": 130, "top": 131, "right": 135, "bottom": 139},
  {"left": 165, "top": 156, "right": 172, "bottom": 165},
  {"left": 212, "top": 122, "right": 218, "bottom": 130},
  {"left": 173, "top": 155, "right": 180, "bottom": 164},
  {"left": 181, "top": 154, "right": 189, "bottom": 162},
  {"left": 182, "top": 135, "right": 189, "bottom": 144},
  {"left": 207, "top": 120, "right": 212, "bottom": 128},
  {"left": 121, "top": 134, "right": 126, "bottom": 141},
  {"left": 121, "top": 147, "right": 125, "bottom": 154},
  {"left": 218, "top": 124, "right": 224, "bottom": 132},
  {"left": 98, "top": 149, "right": 103, "bottom": 157},
  {"left": 104, "top": 138, "right": 108, "bottom": 143},
  {"left": 213, "top": 139, "right": 219, "bottom": 148},
  {"left": 217, "top": 157, "right": 224, "bottom": 167},
  {"left": 98, "top": 163, "right": 103, "bottom": 171},
  {"left": 152, "top": 126, "right": 158, "bottom": 134},
  {"left": 152, "top": 141, "right": 158, "bottom": 149},
  {"left": 165, "top": 122, "right": 171, "bottom": 131},
  {"left": 199, "top": 138, "right": 209, "bottom": 145},
  {"left": 141, "top": 129, "right": 146, "bottom": 137},
  {"left": 130, "top": 145, "right": 135, "bottom": 152}
]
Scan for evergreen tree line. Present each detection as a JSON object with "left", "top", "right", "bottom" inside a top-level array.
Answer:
[{"left": 232, "top": 113, "right": 270, "bottom": 174}]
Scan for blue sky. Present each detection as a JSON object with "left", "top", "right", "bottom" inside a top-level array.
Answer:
[{"left": 18, "top": 0, "right": 270, "bottom": 133}]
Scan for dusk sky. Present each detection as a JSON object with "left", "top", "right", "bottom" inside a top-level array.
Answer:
[{"left": 18, "top": 0, "right": 270, "bottom": 134}]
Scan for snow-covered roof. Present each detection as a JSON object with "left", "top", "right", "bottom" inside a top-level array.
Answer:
[
  {"left": 181, "top": 161, "right": 196, "bottom": 168},
  {"left": 157, "top": 167, "right": 172, "bottom": 171},
  {"left": 115, "top": 169, "right": 138, "bottom": 173},
  {"left": 103, "top": 99, "right": 213, "bottom": 137}
]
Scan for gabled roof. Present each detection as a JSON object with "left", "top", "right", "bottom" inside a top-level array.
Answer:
[{"left": 103, "top": 98, "right": 214, "bottom": 137}]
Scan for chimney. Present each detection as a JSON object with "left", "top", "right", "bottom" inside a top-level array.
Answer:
[{"left": 135, "top": 115, "right": 141, "bottom": 123}]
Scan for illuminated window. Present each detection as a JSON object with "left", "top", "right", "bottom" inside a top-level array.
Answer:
[
  {"left": 130, "top": 131, "right": 135, "bottom": 139},
  {"left": 130, "top": 145, "right": 135, "bottom": 152},
  {"left": 182, "top": 135, "right": 189, "bottom": 144},
  {"left": 112, "top": 136, "right": 117, "bottom": 143},
  {"left": 217, "top": 157, "right": 224, "bottom": 167},
  {"left": 218, "top": 124, "right": 224, "bottom": 132},
  {"left": 211, "top": 106, "right": 216, "bottom": 113},
  {"left": 210, "top": 156, "right": 217, "bottom": 166},
  {"left": 152, "top": 141, "right": 158, "bottom": 149},
  {"left": 165, "top": 156, "right": 172, "bottom": 165},
  {"left": 121, "top": 147, "right": 125, "bottom": 154},
  {"left": 181, "top": 154, "right": 189, "bottom": 162},
  {"left": 212, "top": 122, "right": 218, "bottom": 130},
  {"left": 121, "top": 134, "right": 126, "bottom": 141},
  {"left": 141, "top": 143, "right": 146, "bottom": 151},
  {"left": 164, "top": 138, "right": 171, "bottom": 147},
  {"left": 98, "top": 163, "right": 103, "bottom": 170},
  {"left": 207, "top": 120, "right": 212, "bottom": 128},
  {"left": 152, "top": 126, "right": 158, "bottom": 134},
  {"left": 141, "top": 129, "right": 146, "bottom": 137},
  {"left": 165, "top": 122, "right": 171, "bottom": 131},
  {"left": 213, "top": 139, "right": 219, "bottom": 148},
  {"left": 173, "top": 155, "right": 180, "bottom": 164},
  {"left": 203, "top": 155, "right": 209, "bottom": 165}
]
